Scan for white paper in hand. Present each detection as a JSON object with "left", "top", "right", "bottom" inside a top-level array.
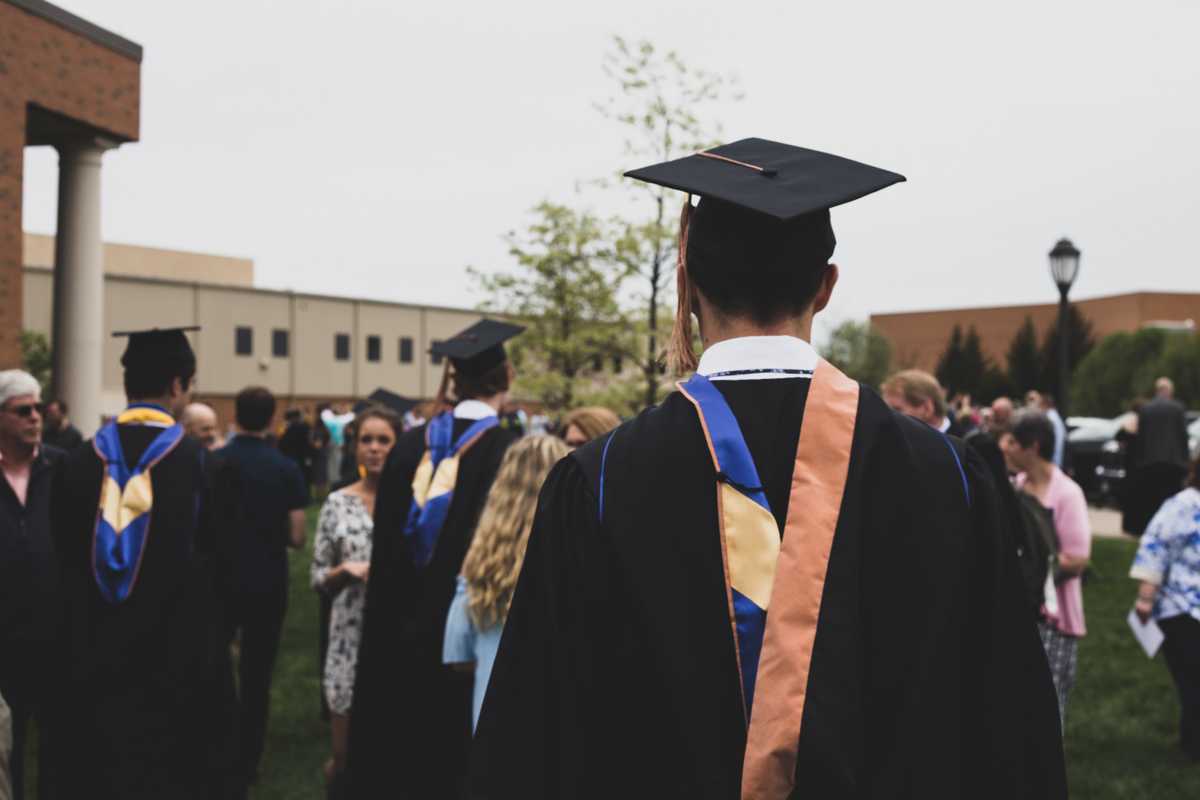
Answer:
[{"left": 1127, "top": 609, "right": 1165, "bottom": 658}]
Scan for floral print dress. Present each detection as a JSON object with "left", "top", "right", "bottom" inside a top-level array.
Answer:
[{"left": 311, "top": 489, "right": 375, "bottom": 714}]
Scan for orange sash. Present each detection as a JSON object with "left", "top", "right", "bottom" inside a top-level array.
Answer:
[{"left": 740, "top": 358, "right": 860, "bottom": 799}]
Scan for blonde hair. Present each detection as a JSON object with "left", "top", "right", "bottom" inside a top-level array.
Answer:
[
  {"left": 880, "top": 369, "right": 947, "bottom": 418},
  {"left": 461, "top": 435, "right": 570, "bottom": 629},
  {"left": 561, "top": 406, "right": 621, "bottom": 443}
]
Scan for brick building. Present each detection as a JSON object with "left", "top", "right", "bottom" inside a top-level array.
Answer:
[
  {"left": 870, "top": 291, "right": 1200, "bottom": 373},
  {"left": 0, "top": 0, "right": 141, "bottom": 432}
]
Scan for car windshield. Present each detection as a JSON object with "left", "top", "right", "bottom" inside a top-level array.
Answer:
[{"left": 1068, "top": 416, "right": 1124, "bottom": 441}]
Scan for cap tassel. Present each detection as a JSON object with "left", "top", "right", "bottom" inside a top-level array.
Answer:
[
  {"left": 433, "top": 361, "right": 455, "bottom": 415},
  {"left": 667, "top": 198, "right": 700, "bottom": 375}
]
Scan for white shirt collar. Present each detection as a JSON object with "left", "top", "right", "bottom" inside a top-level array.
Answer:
[
  {"left": 454, "top": 399, "right": 498, "bottom": 420},
  {"left": 937, "top": 416, "right": 952, "bottom": 434},
  {"left": 695, "top": 336, "right": 819, "bottom": 381}
]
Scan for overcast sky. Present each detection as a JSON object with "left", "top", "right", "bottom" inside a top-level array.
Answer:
[{"left": 21, "top": 0, "right": 1200, "bottom": 342}]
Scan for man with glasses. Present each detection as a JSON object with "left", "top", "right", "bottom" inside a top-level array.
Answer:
[
  {"left": 0, "top": 370, "right": 62, "bottom": 800},
  {"left": 51, "top": 328, "right": 234, "bottom": 799}
]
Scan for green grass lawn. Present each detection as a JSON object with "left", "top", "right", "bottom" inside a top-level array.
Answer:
[{"left": 251, "top": 512, "right": 1200, "bottom": 798}]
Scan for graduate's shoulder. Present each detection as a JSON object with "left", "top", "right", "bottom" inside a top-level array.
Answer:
[
  {"left": 855, "top": 385, "right": 974, "bottom": 501},
  {"left": 569, "top": 390, "right": 699, "bottom": 491}
]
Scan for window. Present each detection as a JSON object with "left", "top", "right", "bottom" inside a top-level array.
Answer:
[
  {"left": 431, "top": 340, "right": 444, "bottom": 365},
  {"left": 366, "top": 335, "right": 381, "bottom": 362},
  {"left": 592, "top": 354, "right": 604, "bottom": 372},
  {"left": 612, "top": 354, "right": 623, "bottom": 373},
  {"left": 235, "top": 326, "right": 252, "bottom": 356},
  {"left": 399, "top": 336, "right": 414, "bottom": 364},
  {"left": 335, "top": 333, "right": 351, "bottom": 361},
  {"left": 272, "top": 329, "right": 289, "bottom": 358}
]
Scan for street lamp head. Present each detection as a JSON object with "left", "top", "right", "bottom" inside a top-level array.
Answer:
[{"left": 1048, "top": 237, "right": 1081, "bottom": 291}]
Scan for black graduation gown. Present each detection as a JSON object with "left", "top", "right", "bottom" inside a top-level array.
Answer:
[
  {"left": 50, "top": 426, "right": 233, "bottom": 800},
  {"left": 348, "top": 418, "right": 519, "bottom": 799},
  {"left": 471, "top": 380, "right": 1067, "bottom": 799}
]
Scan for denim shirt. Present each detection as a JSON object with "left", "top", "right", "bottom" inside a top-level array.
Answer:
[{"left": 1130, "top": 487, "right": 1200, "bottom": 622}]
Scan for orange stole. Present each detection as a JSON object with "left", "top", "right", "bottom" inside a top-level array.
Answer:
[{"left": 740, "top": 358, "right": 860, "bottom": 799}]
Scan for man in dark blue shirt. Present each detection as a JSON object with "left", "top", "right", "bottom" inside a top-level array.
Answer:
[{"left": 218, "top": 386, "right": 308, "bottom": 797}]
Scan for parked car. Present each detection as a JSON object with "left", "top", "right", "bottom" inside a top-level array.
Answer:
[
  {"left": 1094, "top": 412, "right": 1200, "bottom": 508},
  {"left": 1068, "top": 415, "right": 1129, "bottom": 503}
]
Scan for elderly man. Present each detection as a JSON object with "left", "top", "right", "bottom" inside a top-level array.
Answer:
[
  {"left": 881, "top": 369, "right": 967, "bottom": 436},
  {"left": 990, "top": 396, "right": 1015, "bottom": 431},
  {"left": 181, "top": 402, "right": 221, "bottom": 450},
  {"left": 0, "top": 370, "right": 62, "bottom": 800},
  {"left": 1124, "top": 377, "right": 1191, "bottom": 536}
]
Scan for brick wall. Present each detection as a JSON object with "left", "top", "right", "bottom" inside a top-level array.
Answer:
[
  {"left": 871, "top": 292, "right": 1200, "bottom": 372},
  {"left": 0, "top": 0, "right": 140, "bottom": 365}
]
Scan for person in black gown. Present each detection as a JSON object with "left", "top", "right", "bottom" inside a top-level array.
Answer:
[
  {"left": 51, "top": 327, "right": 234, "bottom": 799},
  {"left": 346, "top": 320, "right": 523, "bottom": 799},
  {"left": 471, "top": 140, "right": 1066, "bottom": 799}
]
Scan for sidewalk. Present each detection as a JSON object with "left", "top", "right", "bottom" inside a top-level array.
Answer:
[{"left": 1089, "top": 506, "right": 1127, "bottom": 540}]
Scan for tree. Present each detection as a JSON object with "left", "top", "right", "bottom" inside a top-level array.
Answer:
[
  {"left": 1005, "top": 316, "right": 1041, "bottom": 396},
  {"left": 1071, "top": 328, "right": 1167, "bottom": 417},
  {"left": 935, "top": 325, "right": 965, "bottom": 396},
  {"left": 473, "top": 202, "right": 637, "bottom": 413},
  {"left": 960, "top": 326, "right": 988, "bottom": 399},
  {"left": 1151, "top": 332, "right": 1200, "bottom": 409},
  {"left": 1037, "top": 304, "right": 1096, "bottom": 404},
  {"left": 821, "top": 320, "right": 892, "bottom": 388},
  {"left": 598, "top": 36, "right": 739, "bottom": 407},
  {"left": 21, "top": 330, "right": 51, "bottom": 390}
]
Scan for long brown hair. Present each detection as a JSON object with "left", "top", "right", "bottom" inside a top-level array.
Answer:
[
  {"left": 561, "top": 406, "right": 621, "bottom": 443},
  {"left": 460, "top": 435, "right": 570, "bottom": 629}
]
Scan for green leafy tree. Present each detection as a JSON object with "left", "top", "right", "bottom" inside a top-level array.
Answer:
[
  {"left": 821, "top": 320, "right": 892, "bottom": 389},
  {"left": 1006, "top": 316, "right": 1041, "bottom": 395},
  {"left": 473, "top": 202, "right": 637, "bottom": 413},
  {"left": 978, "top": 365, "right": 1014, "bottom": 405},
  {"left": 1071, "top": 328, "right": 1168, "bottom": 417},
  {"left": 960, "top": 326, "right": 988, "bottom": 399},
  {"left": 935, "top": 325, "right": 966, "bottom": 396},
  {"left": 1150, "top": 332, "right": 1200, "bottom": 409},
  {"left": 20, "top": 330, "right": 52, "bottom": 390},
  {"left": 1038, "top": 305, "right": 1096, "bottom": 403},
  {"left": 598, "top": 36, "right": 739, "bottom": 407}
]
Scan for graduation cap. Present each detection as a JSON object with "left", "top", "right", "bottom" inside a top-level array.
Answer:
[
  {"left": 624, "top": 137, "right": 905, "bottom": 222},
  {"left": 355, "top": 388, "right": 419, "bottom": 416},
  {"left": 624, "top": 138, "right": 905, "bottom": 372},
  {"left": 431, "top": 319, "right": 524, "bottom": 378},
  {"left": 112, "top": 326, "right": 199, "bottom": 370}
]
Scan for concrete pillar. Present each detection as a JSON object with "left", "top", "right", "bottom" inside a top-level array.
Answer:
[{"left": 51, "top": 139, "right": 115, "bottom": 436}]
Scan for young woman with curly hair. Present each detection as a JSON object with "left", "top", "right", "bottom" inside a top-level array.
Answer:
[{"left": 442, "top": 434, "right": 570, "bottom": 730}]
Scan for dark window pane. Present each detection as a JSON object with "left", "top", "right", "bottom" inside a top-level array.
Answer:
[
  {"left": 272, "top": 329, "right": 289, "bottom": 358},
  {"left": 592, "top": 354, "right": 604, "bottom": 372},
  {"left": 235, "top": 326, "right": 252, "bottom": 356},
  {"left": 431, "top": 340, "right": 443, "bottom": 365},
  {"left": 612, "top": 354, "right": 623, "bottom": 373},
  {"left": 366, "top": 335, "right": 381, "bottom": 362},
  {"left": 335, "top": 333, "right": 351, "bottom": 361},
  {"left": 399, "top": 337, "right": 414, "bottom": 364}
]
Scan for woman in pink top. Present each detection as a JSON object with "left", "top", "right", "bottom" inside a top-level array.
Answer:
[{"left": 1005, "top": 410, "right": 1092, "bottom": 727}]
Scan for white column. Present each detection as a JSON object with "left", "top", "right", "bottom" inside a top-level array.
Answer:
[{"left": 51, "top": 140, "right": 115, "bottom": 437}]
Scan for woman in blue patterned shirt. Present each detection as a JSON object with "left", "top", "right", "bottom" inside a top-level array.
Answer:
[{"left": 1130, "top": 457, "right": 1200, "bottom": 760}]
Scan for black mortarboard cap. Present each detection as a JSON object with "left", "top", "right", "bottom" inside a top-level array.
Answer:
[
  {"left": 431, "top": 319, "right": 524, "bottom": 377},
  {"left": 113, "top": 326, "right": 199, "bottom": 370},
  {"left": 365, "top": 388, "right": 418, "bottom": 416},
  {"left": 623, "top": 137, "right": 905, "bottom": 222}
]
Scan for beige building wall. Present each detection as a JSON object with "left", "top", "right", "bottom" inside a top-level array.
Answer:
[
  {"left": 24, "top": 232, "right": 254, "bottom": 287},
  {"left": 22, "top": 265, "right": 490, "bottom": 418}
]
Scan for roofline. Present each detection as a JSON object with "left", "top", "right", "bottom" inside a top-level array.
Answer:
[
  {"left": 869, "top": 290, "right": 1200, "bottom": 320},
  {"left": 22, "top": 264, "right": 483, "bottom": 317},
  {"left": 6, "top": 0, "right": 142, "bottom": 62}
]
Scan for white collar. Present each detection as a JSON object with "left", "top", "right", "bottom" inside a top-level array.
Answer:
[
  {"left": 695, "top": 336, "right": 818, "bottom": 381},
  {"left": 454, "top": 399, "right": 498, "bottom": 420},
  {"left": 937, "top": 416, "right": 952, "bottom": 434}
]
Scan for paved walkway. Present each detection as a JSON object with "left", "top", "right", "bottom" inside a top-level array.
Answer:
[{"left": 1089, "top": 506, "right": 1127, "bottom": 540}]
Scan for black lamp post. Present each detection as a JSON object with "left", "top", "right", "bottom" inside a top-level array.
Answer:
[{"left": 1048, "top": 238, "right": 1081, "bottom": 418}]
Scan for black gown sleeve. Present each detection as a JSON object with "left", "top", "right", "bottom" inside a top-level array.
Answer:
[
  {"left": 958, "top": 445, "right": 1068, "bottom": 797},
  {"left": 470, "top": 456, "right": 598, "bottom": 800}
]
